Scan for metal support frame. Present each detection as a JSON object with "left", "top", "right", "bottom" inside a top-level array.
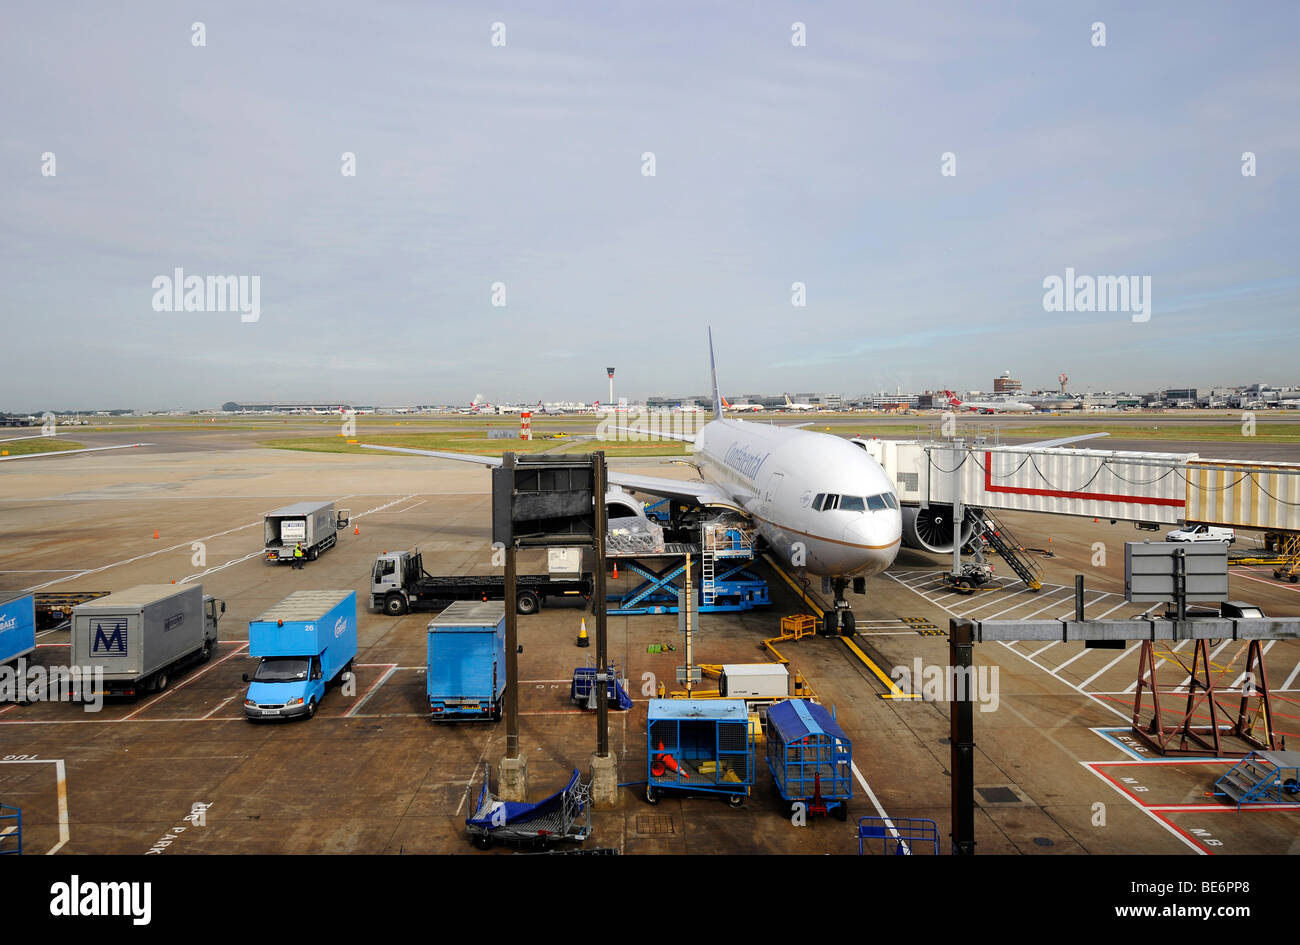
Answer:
[
  {"left": 1131, "top": 637, "right": 1276, "bottom": 757},
  {"left": 503, "top": 453, "right": 520, "bottom": 761},
  {"left": 594, "top": 453, "right": 609, "bottom": 759}
]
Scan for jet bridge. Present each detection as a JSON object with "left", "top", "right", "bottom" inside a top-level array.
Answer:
[{"left": 857, "top": 438, "right": 1300, "bottom": 532}]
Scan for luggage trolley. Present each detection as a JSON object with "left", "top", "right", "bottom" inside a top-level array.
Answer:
[
  {"left": 766, "top": 699, "right": 852, "bottom": 820},
  {"left": 645, "top": 698, "right": 753, "bottom": 807}
]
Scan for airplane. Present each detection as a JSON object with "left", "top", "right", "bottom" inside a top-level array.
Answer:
[
  {"left": 721, "top": 396, "right": 763, "bottom": 412},
  {"left": 361, "top": 330, "right": 902, "bottom": 633},
  {"left": 944, "top": 391, "right": 1035, "bottom": 414},
  {"left": 782, "top": 394, "right": 818, "bottom": 411}
]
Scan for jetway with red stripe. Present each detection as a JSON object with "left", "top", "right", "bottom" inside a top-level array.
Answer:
[{"left": 856, "top": 439, "right": 1300, "bottom": 532}]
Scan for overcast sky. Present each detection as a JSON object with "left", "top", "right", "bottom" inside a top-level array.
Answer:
[{"left": 1, "top": 2, "right": 1296, "bottom": 410}]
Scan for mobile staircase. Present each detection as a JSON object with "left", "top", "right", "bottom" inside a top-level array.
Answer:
[
  {"left": 968, "top": 509, "right": 1043, "bottom": 591},
  {"left": 701, "top": 519, "right": 757, "bottom": 607},
  {"left": 0, "top": 804, "right": 21, "bottom": 855},
  {"left": 1213, "top": 751, "right": 1300, "bottom": 808}
]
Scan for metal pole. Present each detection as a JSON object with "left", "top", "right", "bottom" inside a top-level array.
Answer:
[
  {"left": 684, "top": 552, "right": 693, "bottom": 695},
  {"left": 503, "top": 452, "right": 519, "bottom": 760},
  {"left": 593, "top": 452, "right": 609, "bottom": 757},
  {"left": 951, "top": 439, "right": 964, "bottom": 578},
  {"left": 950, "top": 618, "right": 975, "bottom": 855},
  {"left": 1075, "top": 574, "right": 1085, "bottom": 621}
]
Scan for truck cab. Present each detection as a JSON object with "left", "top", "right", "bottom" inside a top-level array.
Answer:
[
  {"left": 372, "top": 551, "right": 410, "bottom": 612},
  {"left": 244, "top": 654, "right": 325, "bottom": 720}
]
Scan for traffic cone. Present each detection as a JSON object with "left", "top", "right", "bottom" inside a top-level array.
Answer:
[
  {"left": 576, "top": 618, "right": 590, "bottom": 647},
  {"left": 612, "top": 562, "right": 619, "bottom": 580},
  {"left": 655, "top": 741, "right": 688, "bottom": 779},
  {"left": 153, "top": 529, "right": 159, "bottom": 539},
  {"left": 354, "top": 524, "right": 359, "bottom": 535}
]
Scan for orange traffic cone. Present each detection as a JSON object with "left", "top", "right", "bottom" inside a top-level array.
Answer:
[
  {"left": 655, "top": 741, "right": 688, "bottom": 779},
  {"left": 354, "top": 524, "right": 359, "bottom": 535},
  {"left": 576, "top": 618, "right": 590, "bottom": 648},
  {"left": 612, "top": 562, "right": 619, "bottom": 580},
  {"left": 153, "top": 529, "right": 159, "bottom": 539}
]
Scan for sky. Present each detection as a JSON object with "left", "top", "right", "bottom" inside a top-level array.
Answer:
[{"left": 1, "top": 1, "right": 1297, "bottom": 410}]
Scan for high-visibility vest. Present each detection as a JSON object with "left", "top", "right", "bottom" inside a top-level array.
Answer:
[{"left": 294, "top": 547, "right": 304, "bottom": 558}]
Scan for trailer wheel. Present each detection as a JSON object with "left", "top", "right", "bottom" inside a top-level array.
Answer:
[
  {"left": 153, "top": 671, "right": 169, "bottom": 693},
  {"left": 834, "top": 802, "right": 848, "bottom": 822},
  {"left": 472, "top": 834, "right": 492, "bottom": 850},
  {"left": 384, "top": 594, "right": 408, "bottom": 616},
  {"left": 727, "top": 793, "right": 744, "bottom": 808},
  {"left": 309, "top": 548, "right": 318, "bottom": 561},
  {"left": 645, "top": 784, "right": 660, "bottom": 805},
  {"left": 492, "top": 700, "right": 502, "bottom": 722},
  {"left": 516, "top": 591, "right": 540, "bottom": 615},
  {"left": 1291, "top": 574, "right": 1298, "bottom": 585}
]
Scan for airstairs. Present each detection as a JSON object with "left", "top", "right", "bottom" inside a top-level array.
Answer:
[{"left": 1213, "top": 751, "right": 1300, "bottom": 807}]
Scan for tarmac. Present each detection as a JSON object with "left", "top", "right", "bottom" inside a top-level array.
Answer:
[{"left": 1, "top": 420, "right": 1298, "bottom": 854}]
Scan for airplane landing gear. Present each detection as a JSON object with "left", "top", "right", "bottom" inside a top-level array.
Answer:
[{"left": 827, "top": 577, "right": 856, "bottom": 637}]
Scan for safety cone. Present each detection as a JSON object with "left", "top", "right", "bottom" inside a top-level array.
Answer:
[
  {"left": 153, "top": 529, "right": 159, "bottom": 539},
  {"left": 576, "top": 618, "right": 590, "bottom": 647},
  {"left": 612, "top": 562, "right": 619, "bottom": 580},
  {"left": 655, "top": 740, "right": 688, "bottom": 779},
  {"left": 354, "top": 524, "right": 359, "bottom": 535}
]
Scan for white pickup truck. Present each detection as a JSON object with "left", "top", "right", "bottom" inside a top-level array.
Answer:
[{"left": 1165, "top": 524, "right": 1235, "bottom": 545}]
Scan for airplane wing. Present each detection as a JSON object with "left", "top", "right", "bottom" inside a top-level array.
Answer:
[
  {"left": 0, "top": 442, "right": 152, "bottom": 462},
  {"left": 360, "top": 443, "right": 744, "bottom": 512}
]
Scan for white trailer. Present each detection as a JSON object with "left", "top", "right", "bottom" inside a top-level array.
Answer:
[{"left": 264, "top": 501, "right": 349, "bottom": 564}]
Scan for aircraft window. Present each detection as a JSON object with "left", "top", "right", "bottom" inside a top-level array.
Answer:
[
  {"left": 840, "top": 495, "right": 865, "bottom": 512},
  {"left": 885, "top": 493, "right": 899, "bottom": 509},
  {"left": 812, "top": 493, "right": 825, "bottom": 511},
  {"left": 822, "top": 494, "right": 839, "bottom": 511},
  {"left": 865, "top": 494, "right": 888, "bottom": 511}
]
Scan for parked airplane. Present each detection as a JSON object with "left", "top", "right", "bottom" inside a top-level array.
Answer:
[
  {"left": 782, "top": 394, "right": 818, "bottom": 411},
  {"left": 361, "top": 331, "right": 902, "bottom": 633},
  {"left": 944, "top": 391, "right": 1035, "bottom": 414},
  {"left": 722, "top": 396, "right": 763, "bottom": 412}
]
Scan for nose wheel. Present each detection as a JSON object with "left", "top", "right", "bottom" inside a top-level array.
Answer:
[{"left": 828, "top": 578, "right": 856, "bottom": 636}]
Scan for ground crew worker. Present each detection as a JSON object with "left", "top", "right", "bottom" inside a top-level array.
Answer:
[{"left": 293, "top": 542, "right": 305, "bottom": 569}]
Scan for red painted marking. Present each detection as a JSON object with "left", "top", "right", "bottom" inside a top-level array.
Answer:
[{"left": 983, "top": 452, "right": 1185, "bottom": 507}]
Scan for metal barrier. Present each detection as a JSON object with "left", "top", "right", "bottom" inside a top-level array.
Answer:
[
  {"left": 0, "top": 804, "right": 21, "bottom": 855},
  {"left": 857, "top": 816, "right": 940, "bottom": 855}
]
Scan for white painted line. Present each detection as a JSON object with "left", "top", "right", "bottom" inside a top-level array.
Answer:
[
  {"left": 849, "top": 760, "right": 910, "bottom": 854},
  {"left": 0, "top": 759, "right": 69, "bottom": 854},
  {"left": 201, "top": 694, "right": 239, "bottom": 720},
  {"left": 974, "top": 590, "right": 1061, "bottom": 622},
  {"left": 1017, "top": 588, "right": 1078, "bottom": 620},
  {"left": 179, "top": 550, "right": 265, "bottom": 584},
  {"left": 1052, "top": 646, "right": 1095, "bottom": 675},
  {"left": 1080, "top": 762, "right": 1204, "bottom": 855},
  {"left": 1094, "top": 600, "right": 1130, "bottom": 620},
  {"left": 1282, "top": 658, "right": 1300, "bottom": 691},
  {"left": 1080, "top": 645, "right": 1139, "bottom": 689},
  {"left": 122, "top": 643, "right": 249, "bottom": 721},
  {"left": 1029, "top": 641, "right": 1057, "bottom": 659},
  {"left": 344, "top": 664, "right": 398, "bottom": 717},
  {"left": 381, "top": 500, "right": 427, "bottom": 515},
  {"left": 1055, "top": 592, "right": 1113, "bottom": 620}
]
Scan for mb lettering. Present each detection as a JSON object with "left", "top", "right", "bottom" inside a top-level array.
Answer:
[
  {"left": 1042, "top": 268, "right": 1151, "bottom": 322},
  {"left": 890, "top": 659, "right": 1000, "bottom": 712},
  {"left": 334, "top": 616, "right": 347, "bottom": 638},
  {"left": 49, "top": 876, "right": 151, "bottom": 926},
  {"left": 151, "top": 268, "right": 261, "bottom": 323}
]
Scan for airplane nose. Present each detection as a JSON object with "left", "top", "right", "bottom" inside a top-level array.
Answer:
[{"left": 843, "top": 512, "right": 902, "bottom": 553}]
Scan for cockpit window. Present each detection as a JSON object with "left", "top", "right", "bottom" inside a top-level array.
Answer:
[
  {"left": 865, "top": 494, "right": 888, "bottom": 511},
  {"left": 839, "top": 495, "right": 865, "bottom": 511},
  {"left": 811, "top": 493, "right": 825, "bottom": 511},
  {"left": 822, "top": 494, "right": 839, "bottom": 511}
]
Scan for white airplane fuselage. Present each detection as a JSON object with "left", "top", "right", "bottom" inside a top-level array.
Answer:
[{"left": 692, "top": 418, "right": 901, "bottom": 579}]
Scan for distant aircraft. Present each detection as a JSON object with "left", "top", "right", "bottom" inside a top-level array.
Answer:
[
  {"left": 722, "top": 396, "right": 763, "bottom": 412},
  {"left": 361, "top": 330, "right": 901, "bottom": 634},
  {"left": 944, "top": 391, "right": 1035, "bottom": 414},
  {"left": 782, "top": 394, "right": 818, "bottom": 411}
]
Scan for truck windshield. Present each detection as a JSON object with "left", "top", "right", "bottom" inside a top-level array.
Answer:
[{"left": 253, "top": 658, "right": 310, "bottom": 682}]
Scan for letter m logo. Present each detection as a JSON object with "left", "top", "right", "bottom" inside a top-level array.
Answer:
[{"left": 92, "top": 618, "right": 128, "bottom": 656}]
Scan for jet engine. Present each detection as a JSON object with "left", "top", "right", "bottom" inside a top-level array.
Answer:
[{"left": 900, "top": 504, "right": 976, "bottom": 554}]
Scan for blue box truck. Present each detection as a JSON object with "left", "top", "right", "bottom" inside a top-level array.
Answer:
[
  {"left": 427, "top": 601, "right": 506, "bottom": 720},
  {"left": 0, "top": 594, "right": 36, "bottom": 666},
  {"left": 243, "top": 590, "right": 357, "bottom": 721}
]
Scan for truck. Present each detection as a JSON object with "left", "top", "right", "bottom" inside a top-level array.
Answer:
[
  {"left": 264, "top": 501, "right": 350, "bottom": 564},
  {"left": 426, "top": 601, "right": 506, "bottom": 719},
  {"left": 243, "top": 590, "right": 357, "bottom": 721},
  {"left": 371, "top": 548, "right": 592, "bottom": 616},
  {"left": 71, "top": 585, "right": 225, "bottom": 697},
  {"left": 0, "top": 594, "right": 36, "bottom": 667}
]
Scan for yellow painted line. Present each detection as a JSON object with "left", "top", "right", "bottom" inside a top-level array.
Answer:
[
  {"left": 841, "top": 636, "right": 921, "bottom": 699},
  {"left": 764, "top": 556, "right": 824, "bottom": 618}
]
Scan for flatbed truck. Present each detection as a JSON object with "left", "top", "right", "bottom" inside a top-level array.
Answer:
[{"left": 371, "top": 548, "right": 592, "bottom": 616}]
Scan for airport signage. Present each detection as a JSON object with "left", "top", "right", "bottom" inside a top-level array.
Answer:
[
  {"left": 492, "top": 455, "right": 597, "bottom": 547},
  {"left": 1124, "top": 542, "right": 1229, "bottom": 603}
]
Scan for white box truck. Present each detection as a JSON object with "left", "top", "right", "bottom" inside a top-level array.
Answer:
[
  {"left": 264, "top": 501, "right": 349, "bottom": 564},
  {"left": 71, "top": 584, "right": 225, "bottom": 697}
]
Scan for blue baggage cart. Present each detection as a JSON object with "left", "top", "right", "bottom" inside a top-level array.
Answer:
[
  {"left": 766, "top": 699, "right": 852, "bottom": 820},
  {"left": 645, "top": 698, "right": 752, "bottom": 806}
]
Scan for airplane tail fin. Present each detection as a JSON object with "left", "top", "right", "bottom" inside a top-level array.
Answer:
[
  {"left": 784, "top": 393, "right": 793, "bottom": 406},
  {"left": 708, "top": 328, "right": 723, "bottom": 420}
]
